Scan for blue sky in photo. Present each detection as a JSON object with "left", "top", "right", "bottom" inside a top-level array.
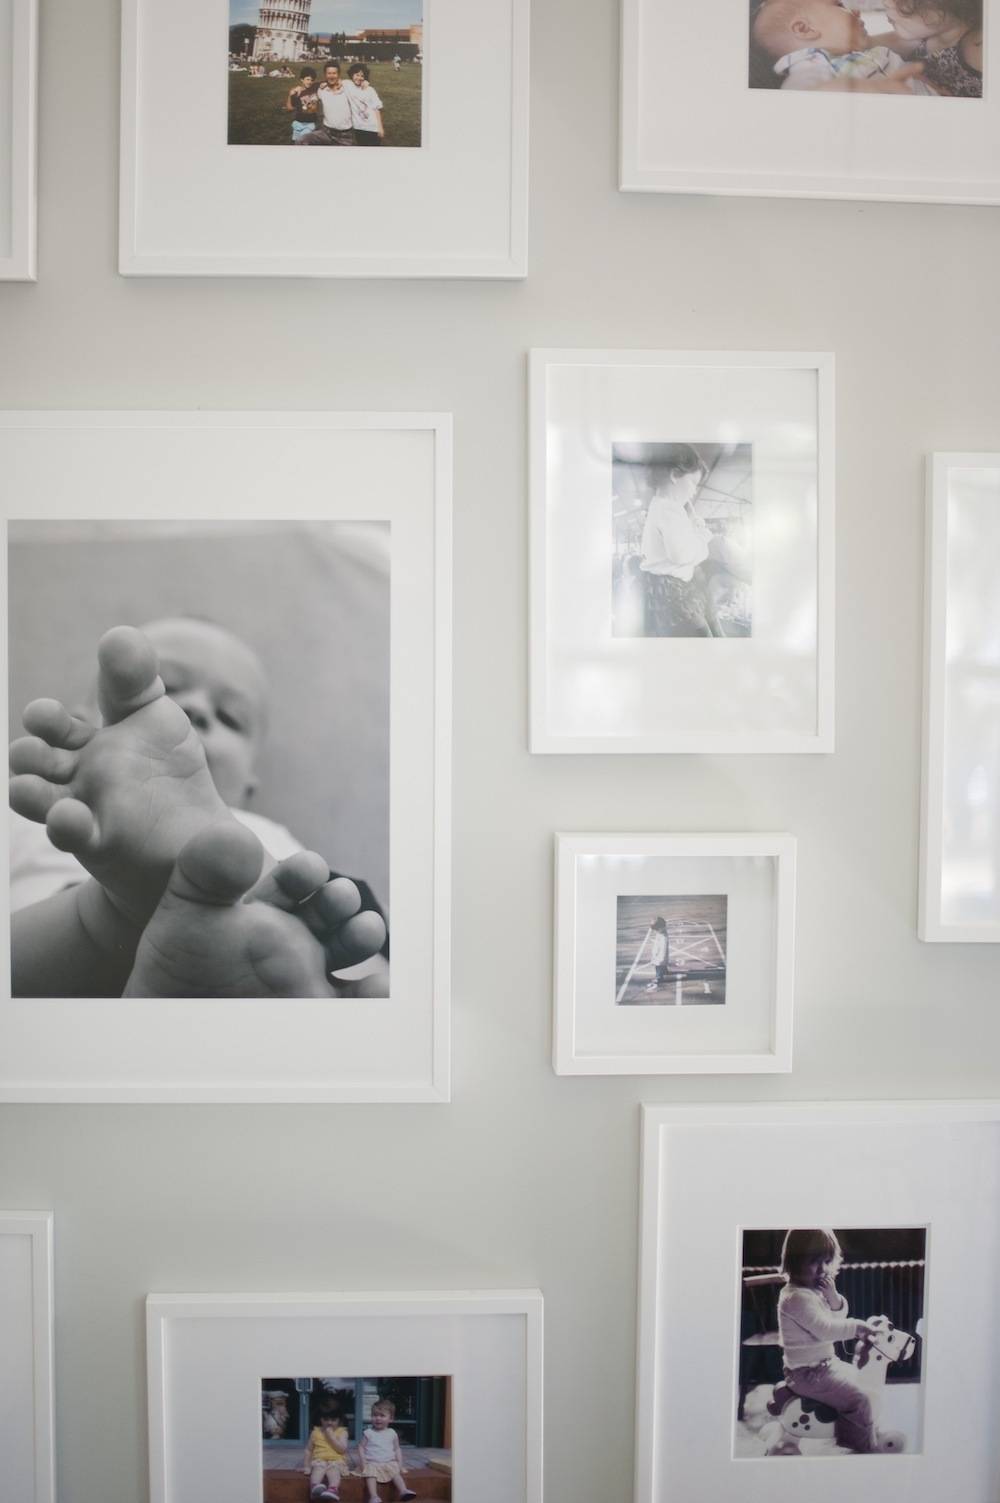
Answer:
[{"left": 230, "top": 0, "right": 422, "bottom": 28}]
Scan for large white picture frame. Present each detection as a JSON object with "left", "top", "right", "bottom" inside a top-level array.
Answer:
[
  {"left": 0, "top": 1211, "right": 55, "bottom": 1503},
  {"left": 147, "top": 1290, "right": 544, "bottom": 1503},
  {"left": 920, "top": 453, "right": 1000, "bottom": 942},
  {"left": 0, "top": 0, "right": 37, "bottom": 280},
  {"left": 0, "top": 411, "right": 451, "bottom": 1102},
  {"left": 530, "top": 350, "right": 835, "bottom": 753},
  {"left": 621, "top": 0, "right": 1000, "bottom": 203},
  {"left": 637, "top": 1101, "right": 1000, "bottom": 1503},
  {"left": 120, "top": 0, "right": 529, "bottom": 277}
]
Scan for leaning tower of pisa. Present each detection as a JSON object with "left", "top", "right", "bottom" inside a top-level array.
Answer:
[{"left": 251, "top": 0, "right": 312, "bottom": 62}]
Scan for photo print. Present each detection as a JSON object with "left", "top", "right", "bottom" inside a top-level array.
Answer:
[
  {"left": 262, "top": 1376, "right": 452, "bottom": 1501},
  {"left": 748, "top": 0, "right": 983, "bottom": 95},
  {"left": 615, "top": 894, "right": 728, "bottom": 1006},
  {"left": 611, "top": 442, "right": 753, "bottom": 639},
  {"left": 229, "top": 0, "right": 424, "bottom": 147},
  {"left": 8, "top": 520, "right": 390, "bottom": 1001},
  {"left": 736, "top": 1227, "right": 927, "bottom": 1459}
]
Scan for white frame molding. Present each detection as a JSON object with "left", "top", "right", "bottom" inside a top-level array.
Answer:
[
  {"left": 0, "top": 1211, "right": 55, "bottom": 1503},
  {"left": 0, "top": 0, "right": 38, "bottom": 280},
  {"left": 553, "top": 833, "right": 795, "bottom": 1074}
]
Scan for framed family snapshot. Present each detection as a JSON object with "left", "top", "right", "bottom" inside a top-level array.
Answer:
[
  {"left": 620, "top": 0, "right": 999, "bottom": 202},
  {"left": 147, "top": 1290, "right": 543, "bottom": 1503},
  {"left": 553, "top": 833, "right": 795, "bottom": 1074},
  {"left": 0, "top": 411, "right": 451, "bottom": 1102},
  {"left": 0, "top": 0, "right": 37, "bottom": 279},
  {"left": 120, "top": 0, "right": 529, "bottom": 276},
  {"left": 920, "top": 454, "right": 1000, "bottom": 942},
  {"left": 0, "top": 1211, "right": 55, "bottom": 1503},
  {"left": 530, "top": 350, "right": 834, "bottom": 754},
  {"left": 636, "top": 1102, "right": 1000, "bottom": 1503}
]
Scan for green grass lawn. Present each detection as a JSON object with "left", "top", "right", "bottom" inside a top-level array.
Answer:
[{"left": 228, "top": 62, "right": 422, "bottom": 148}]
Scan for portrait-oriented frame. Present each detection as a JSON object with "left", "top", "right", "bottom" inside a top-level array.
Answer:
[
  {"left": 0, "top": 411, "right": 451, "bottom": 1103},
  {"left": 553, "top": 833, "right": 795, "bottom": 1074},
  {"left": 920, "top": 453, "right": 1000, "bottom": 942},
  {"left": 0, "top": 0, "right": 37, "bottom": 279},
  {"left": 146, "top": 1290, "right": 543, "bottom": 1503},
  {"left": 530, "top": 350, "right": 835, "bottom": 753},
  {"left": 0, "top": 1211, "right": 55, "bottom": 1503},
  {"left": 636, "top": 1101, "right": 1000, "bottom": 1503},
  {"left": 620, "top": 0, "right": 1000, "bottom": 203},
  {"left": 120, "top": 0, "right": 528, "bottom": 277}
]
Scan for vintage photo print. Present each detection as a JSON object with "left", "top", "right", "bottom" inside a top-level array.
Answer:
[
  {"left": 748, "top": 0, "right": 983, "bottom": 95},
  {"left": 8, "top": 520, "right": 390, "bottom": 1002},
  {"left": 262, "top": 1376, "right": 452, "bottom": 1501},
  {"left": 228, "top": 1, "right": 424, "bottom": 147},
  {"left": 611, "top": 442, "right": 752, "bottom": 639},
  {"left": 615, "top": 894, "right": 728, "bottom": 1006},
  {"left": 736, "top": 1227, "right": 927, "bottom": 1458}
]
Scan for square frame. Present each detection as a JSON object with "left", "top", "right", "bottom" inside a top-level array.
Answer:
[
  {"left": 146, "top": 1290, "right": 544, "bottom": 1503},
  {"left": 0, "top": 0, "right": 37, "bottom": 280},
  {"left": 920, "top": 453, "right": 1000, "bottom": 942},
  {"left": 553, "top": 833, "right": 795, "bottom": 1074},
  {"left": 0, "top": 410, "right": 451, "bottom": 1102},
  {"left": 530, "top": 349, "right": 835, "bottom": 753},
  {"left": 0, "top": 1211, "right": 55, "bottom": 1503},
  {"left": 120, "top": 0, "right": 529, "bottom": 278}
]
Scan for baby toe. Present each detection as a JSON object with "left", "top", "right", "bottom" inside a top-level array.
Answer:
[
  {"left": 21, "top": 698, "right": 95, "bottom": 750},
  {"left": 9, "top": 773, "right": 63, "bottom": 825},
  {"left": 302, "top": 876, "right": 363, "bottom": 940},
  {"left": 9, "top": 735, "right": 78, "bottom": 783},
  {"left": 264, "top": 850, "right": 332, "bottom": 908},
  {"left": 45, "top": 797, "right": 98, "bottom": 855},
  {"left": 171, "top": 821, "right": 265, "bottom": 906},
  {"left": 325, "top": 908, "right": 387, "bottom": 969},
  {"left": 96, "top": 626, "right": 165, "bottom": 725}
]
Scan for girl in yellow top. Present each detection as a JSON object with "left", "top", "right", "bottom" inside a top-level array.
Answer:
[{"left": 302, "top": 1409, "right": 351, "bottom": 1502}]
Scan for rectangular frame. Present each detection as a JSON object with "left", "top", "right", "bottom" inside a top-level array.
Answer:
[
  {"left": 920, "top": 453, "right": 1000, "bottom": 941},
  {"left": 0, "top": 411, "right": 451, "bottom": 1102},
  {"left": 637, "top": 1101, "right": 1000, "bottom": 1503},
  {"left": 120, "top": 0, "right": 529, "bottom": 277},
  {"left": 530, "top": 349, "right": 835, "bottom": 753},
  {"left": 0, "top": 1211, "right": 55, "bottom": 1503},
  {"left": 146, "top": 1290, "right": 544, "bottom": 1503},
  {"left": 0, "top": 0, "right": 37, "bottom": 279},
  {"left": 553, "top": 833, "right": 795, "bottom": 1074},
  {"left": 620, "top": 0, "right": 1000, "bottom": 203}
]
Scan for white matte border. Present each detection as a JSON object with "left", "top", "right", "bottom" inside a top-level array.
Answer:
[
  {"left": 0, "top": 1211, "right": 55, "bottom": 1503},
  {"left": 0, "top": 0, "right": 37, "bottom": 279}
]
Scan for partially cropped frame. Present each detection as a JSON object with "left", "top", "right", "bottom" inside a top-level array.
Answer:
[
  {"left": 0, "top": 0, "right": 37, "bottom": 279},
  {"left": 0, "top": 1211, "right": 54, "bottom": 1503}
]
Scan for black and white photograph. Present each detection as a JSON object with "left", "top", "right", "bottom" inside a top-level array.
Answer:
[
  {"left": 736, "top": 1226, "right": 927, "bottom": 1458},
  {"left": 8, "top": 520, "right": 390, "bottom": 1001},
  {"left": 229, "top": 0, "right": 424, "bottom": 147},
  {"left": 611, "top": 442, "right": 753, "bottom": 639},
  {"left": 262, "top": 1376, "right": 452, "bottom": 1502},
  {"left": 748, "top": 0, "right": 983, "bottom": 95},
  {"left": 615, "top": 894, "right": 727, "bottom": 1006}
]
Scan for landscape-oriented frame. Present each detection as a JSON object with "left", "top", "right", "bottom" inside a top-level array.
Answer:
[
  {"left": 0, "top": 0, "right": 37, "bottom": 279},
  {"left": 0, "top": 1211, "right": 54, "bottom": 1503}
]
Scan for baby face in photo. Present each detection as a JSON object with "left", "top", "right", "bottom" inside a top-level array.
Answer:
[{"left": 754, "top": 0, "right": 870, "bottom": 58}]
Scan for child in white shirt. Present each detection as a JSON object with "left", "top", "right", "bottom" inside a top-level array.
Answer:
[
  {"left": 357, "top": 1400, "right": 416, "bottom": 1501},
  {"left": 345, "top": 65, "right": 385, "bottom": 144}
]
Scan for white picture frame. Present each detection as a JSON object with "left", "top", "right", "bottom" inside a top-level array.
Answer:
[
  {"left": 920, "top": 453, "right": 1000, "bottom": 942},
  {"left": 620, "top": 0, "right": 1000, "bottom": 203},
  {"left": 553, "top": 833, "right": 795, "bottom": 1074},
  {"left": 0, "top": 1211, "right": 55, "bottom": 1503},
  {"left": 530, "top": 350, "right": 835, "bottom": 754},
  {"left": 0, "top": 0, "right": 37, "bottom": 280},
  {"left": 0, "top": 410, "right": 451, "bottom": 1102},
  {"left": 636, "top": 1101, "right": 1000, "bottom": 1503},
  {"left": 119, "top": 0, "right": 529, "bottom": 277},
  {"left": 146, "top": 1290, "right": 544, "bottom": 1503}
]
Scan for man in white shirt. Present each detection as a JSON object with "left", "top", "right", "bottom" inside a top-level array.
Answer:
[{"left": 299, "top": 63, "right": 356, "bottom": 145}]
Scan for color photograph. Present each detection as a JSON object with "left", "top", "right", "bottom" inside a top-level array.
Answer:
[{"left": 615, "top": 894, "right": 728, "bottom": 1006}]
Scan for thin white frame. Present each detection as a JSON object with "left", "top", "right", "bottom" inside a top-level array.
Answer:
[
  {"left": 530, "top": 349, "right": 835, "bottom": 753},
  {"left": 0, "top": 411, "right": 452, "bottom": 1102},
  {"left": 636, "top": 1101, "right": 1000, "bottom": 1503},
  {"left": 119, "top": 0, "right": 529, "bottom": 278},
  {"left": 620, "top": 0, "right": 1000, "bottom": 204},
  {"left": 146, "top": 1290, "right": 544, "bottom": 1503},
  {"left": 0, "top": 0, "right": 37, "bottom": 279},
  {"left": 553, "top": 833, "right": 795, "bottom": 1074},
  {"left": 920, "top": 453, "right": 1000, "bottom": 942},
  {"left": 0, "top": 1211, "right": 55, "bottom": 1503}
]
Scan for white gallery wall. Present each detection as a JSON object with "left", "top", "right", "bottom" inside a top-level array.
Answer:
[{"left": 1, "top": 0, "right": 999, "bottom": 1497}]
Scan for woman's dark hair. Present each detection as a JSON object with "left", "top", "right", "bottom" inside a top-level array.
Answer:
[
  {"left": 781, "top": 1228, "right": 841, "bottom": 1282},
  {"left": 659, "top": 444, "right": 704, "bottom": 478},
  {"left": 301, "top": 68, "right": 317, "bottom": 80},
  {"left": 893, "top": 0, "right": 980, "bottom": 21},
  {"left": 350, "top": 63, "right": 370, "bottom": 79},
  {"left": 652, "top": 916, "right": 667, "bottom": 932}
]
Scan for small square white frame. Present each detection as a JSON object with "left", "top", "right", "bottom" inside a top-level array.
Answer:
[
  {"left": 530, "top": 350, "right": 835, "bottom": 753},
  {"left": 636, "top": 1101, "right": 1000, "bottom": 1503},
  {"left": 0, "top": 0, "right": 37, "bottom": 279},
  {"left": 120, "top": 0, "right": 529, "bottom": 277},
  {"left": 553, "top": 833, "right": 795, "bottom": 1074},
  {"left": 620, "top": 0, "right": 1000, "bottom": 203},
  {"left": 146, "top": 1290, "right": 544, "bottom": 1503},
  {"left": 920, "top": 454, "right": 1000, "bottom": 942},
  {"left": 0, "top": 1211, "right": 54, "bottom": 1503}
]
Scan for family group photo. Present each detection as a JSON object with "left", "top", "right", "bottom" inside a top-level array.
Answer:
[
  {"left": 228, "top": 0, "right": 424, "bottom": 147},
  {"left": 615, "top": 894, "right": 728, "bottom": 1006}
]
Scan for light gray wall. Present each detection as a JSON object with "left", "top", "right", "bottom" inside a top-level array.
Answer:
[{"left": 2, "top": 0, "right": 1000, "bottom": 1500}]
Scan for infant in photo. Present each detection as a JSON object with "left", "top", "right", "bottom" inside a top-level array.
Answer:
[{"left": 753, "top": 0, "right": 931, "bottom": 89}]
